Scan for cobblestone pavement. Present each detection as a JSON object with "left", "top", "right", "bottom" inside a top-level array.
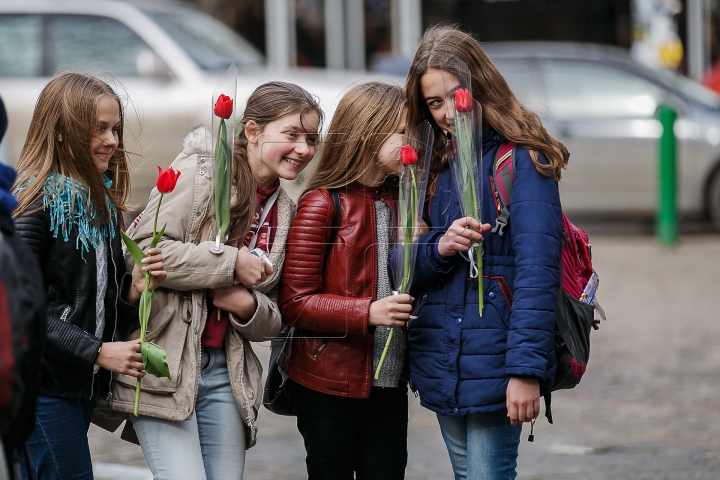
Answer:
[{"left": 89, "top": 231, "right": 720, "bottom": 479}]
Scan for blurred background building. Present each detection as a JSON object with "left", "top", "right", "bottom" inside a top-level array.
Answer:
[
  {"left": 3, "top": 0, "right": 720, "bottom": 225},
  {"left": 187, "top": 0, "right": 718, "bottom": 81}
]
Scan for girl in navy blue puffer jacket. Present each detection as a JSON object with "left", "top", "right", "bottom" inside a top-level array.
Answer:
[{"left": 405, "top": 26, "right": 570, "bottom": 480}]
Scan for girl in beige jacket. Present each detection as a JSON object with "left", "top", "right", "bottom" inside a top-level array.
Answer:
[{"left": 97, "top": 82, "right": 323, "bottom": 480}]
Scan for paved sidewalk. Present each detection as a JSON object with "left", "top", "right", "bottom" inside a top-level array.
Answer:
[{"left": 89, "top": 233, "right": 720, "bottom": 479}]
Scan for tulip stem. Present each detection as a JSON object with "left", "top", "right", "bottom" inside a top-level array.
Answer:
[{"left": 153, "top": 194, "right": 163, "bottom": 240}]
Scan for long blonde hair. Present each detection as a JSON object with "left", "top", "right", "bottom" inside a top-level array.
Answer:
[
  {"left": 406, "top": 25, "right": 569, "bottom": 188},
  {"left": 13, "top": 72, "right": 130, "bottom": 225},
  {"left": 303, "top": 81, "right": 405, "bottom": 194}
]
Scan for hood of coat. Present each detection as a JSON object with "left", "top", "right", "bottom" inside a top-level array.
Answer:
[{"left": 183, "top": 125, "right": 212, "bottom": 154}]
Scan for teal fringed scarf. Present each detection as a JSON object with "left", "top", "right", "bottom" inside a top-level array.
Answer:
[{"left": 41, "top": 173, "right": 118, "bottom": 257}]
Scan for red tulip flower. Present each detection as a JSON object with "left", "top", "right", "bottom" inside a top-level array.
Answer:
[
  {"left": 400, "top": 145, "right": 418, "bottom": 166},
  {"left": 214, "top": 94, "right": 233, "bottom": 119},
  {"left": 156, "top": 166, "right": 181, "bottom": 194},
  {"left": 454, "top": 89, "right": 473, "bottom": 112}
]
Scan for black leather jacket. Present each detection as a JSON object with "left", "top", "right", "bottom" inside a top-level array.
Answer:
[{"left": 15, "top": 200, "right": 137, "bottom": 400}]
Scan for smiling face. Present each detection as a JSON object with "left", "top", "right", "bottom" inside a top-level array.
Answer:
[
  {"left": 90, "top": 95, "right": 121, "bottom": 174},
  {"left": 420, "top": 68, "right": 461, "bottom": 134},
  {"left": 248, "top": 110, "right": 320, "bottom": 186}
]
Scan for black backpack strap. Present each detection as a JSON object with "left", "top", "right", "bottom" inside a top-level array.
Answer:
[
  {"left": 326, "top": 189, "right": 341, "bottom": 256},
  {"left": 262, "top": 189, "right": 342, "bottom": 416},
  {"left": 545, "top": 391, "right": 553, "bottom": 424},
  {"left": 490, "top": 142, "right": 516, "bottom": 237}
]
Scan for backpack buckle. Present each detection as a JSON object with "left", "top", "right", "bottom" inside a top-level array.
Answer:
[{"left": 491, "top": 209, "right": 509, "bottom": 236}]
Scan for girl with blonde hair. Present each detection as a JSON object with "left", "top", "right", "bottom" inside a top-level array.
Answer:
[
  {"left": 13, "top": 72, "right": 166, "bottom": 480},
  {"left": 279, "top": 81, "right": 414, "bottom": 480}
]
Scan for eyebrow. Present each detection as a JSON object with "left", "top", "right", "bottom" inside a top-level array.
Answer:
[
  {"left": 282, "top": 123, "right": 319, "bottom": 135},
  {"left": 423, "top": 86, "right": 461, "bottom": 102}
]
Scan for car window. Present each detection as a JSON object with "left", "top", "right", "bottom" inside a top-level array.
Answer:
[
  {"left": 540, "top": 60, "right": 665, "bottom": 119},
  {"left": 493, "top": 58, "right": 543, "bottom": 106},
  {"left": 654, "top": 68, "right": 720, "bottom": 109},
  {"left": 47, "top": 15, "right": 153, "bottom": 76},
  {"left": 145, "top": 9, "right": 264, "bottom": 71},
  {"left": 0, "top": 15, "right": 43, "bottom": 77}
]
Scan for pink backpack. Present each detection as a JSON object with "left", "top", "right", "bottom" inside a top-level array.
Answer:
[{"left": 489, "top": 142, "right": 605, "bottom": 427}]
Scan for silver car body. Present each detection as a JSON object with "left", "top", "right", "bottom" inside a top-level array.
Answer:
[
  {"left": 0, "top": 0, "right": 374, "bottom": 205},
  {"left": 487, "top": 42, "right": 720, "bottom": 220}
]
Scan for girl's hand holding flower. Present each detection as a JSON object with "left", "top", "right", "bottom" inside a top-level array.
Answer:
[
  {"left": 368, "top": 294, "right": 414, "bottom": 328},
  {"left": 437, "top": 217, "right": 490, "bottom": 258},
  {"left": 129, "top": 247, "right": 167, "bottom": 304},
  {"left": 95, "top": 339, "right": 146, "bottom": 378},
  {"left": 235, "top": 246, "right": 274, "bottom": 286}
]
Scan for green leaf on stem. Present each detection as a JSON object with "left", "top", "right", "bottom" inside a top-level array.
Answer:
[
  {"left": 150, "top": 223, "right": 167, "bottom": 249},
  {"left": 141, "top": 341, "right": 171, "bottom": 379},
  {"left": 138, "top": 288, "right": 154, "bottom": 336},
  {"left": 121, "top": 231, "right": 149, "bottom": 279}
]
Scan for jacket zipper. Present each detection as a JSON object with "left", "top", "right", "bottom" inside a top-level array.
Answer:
[
  {"left": 106, "top": 238, "right": 119, "bottom": 401},
  {"left": 231, "top": 329, "right": 257, "bottom": 443},
  {"left": 313, "top": 340, "right": 328, "bottom": 358},
  {"left": 189, "top": 292, "right": 201, "bottom": 419},
  {"left": 59, "top": 306, "right": 71, "bottom": 322}
]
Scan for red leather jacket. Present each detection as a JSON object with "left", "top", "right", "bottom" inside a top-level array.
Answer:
[{"left": 278, "top": 182, "right": 394, "bottom": 399}]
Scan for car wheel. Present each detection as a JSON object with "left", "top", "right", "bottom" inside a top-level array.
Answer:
[{"left": 707, "top": 166, "right": 720, "bottom": 231}]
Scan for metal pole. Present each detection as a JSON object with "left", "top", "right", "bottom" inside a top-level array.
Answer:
[
  {"left": 325, "top": 0, "right": 345, "bottom": 69},
  {"left": 288, "top": 0, "right": 297, "bottom": 68},
  {"left": 657, "top": 105, "right": 677, "bottom": 246},
  {"left": 265, "top": 0, "right": 295, "bottom": 69},
  {"left": 395, "top": 0, "right": 422, "bottom": 59},
  {"left": 687, "top": 0, "right": 708, "bottom": 80},
  {"left": 346, "top": 0, "right": 365, "bottom": 71}
]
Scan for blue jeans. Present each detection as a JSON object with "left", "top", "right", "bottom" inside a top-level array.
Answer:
[
  {"left": 132, "top": 347, "right": 246, "bottom": 480},
  {"left": 436, "top": 410, "right": 522, "bottom": 480},
  {"left": 22, "top": 394, "right": 95, "bottom": 480}
]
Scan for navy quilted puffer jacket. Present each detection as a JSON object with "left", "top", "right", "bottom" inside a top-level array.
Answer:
[{"left": 408, "top": 128, "right": 563, "bottom": 417}]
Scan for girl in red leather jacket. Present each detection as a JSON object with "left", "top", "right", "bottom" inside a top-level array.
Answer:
[{"left": 279, "top": 81, "right": 414, "bottom": 480}]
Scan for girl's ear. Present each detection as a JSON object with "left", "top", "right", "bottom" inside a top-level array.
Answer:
[{"left": 245, "top": 121, "right": 260, "bottom": 144}]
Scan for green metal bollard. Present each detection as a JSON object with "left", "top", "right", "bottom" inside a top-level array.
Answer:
[{"left": 657, "top": 105, "right": 677, "bottom": 247}]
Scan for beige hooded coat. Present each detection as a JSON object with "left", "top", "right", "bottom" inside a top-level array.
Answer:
[{"left": 94, "top": 127, "right": 290, "bottom": 448}]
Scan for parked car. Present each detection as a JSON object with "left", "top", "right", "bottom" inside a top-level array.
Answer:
[
  {"left": 486, "top": 42, "right": 720, "bottom": 227},
  {"left": 0, "top": 0, "right": 372, "bottom": 206}
]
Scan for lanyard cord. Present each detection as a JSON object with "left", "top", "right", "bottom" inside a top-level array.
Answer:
[{"left": 248, "top": 189, "right": 280, "bottom": 250}]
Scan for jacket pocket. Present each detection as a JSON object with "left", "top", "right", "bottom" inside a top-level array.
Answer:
[
  {"left": 485, "top": 275, "right": 513, "bottom": 311},
  {"left": 482, "top": 276, "right": 513, "bottom": 329},
  {"left": 115, "top": 304, "right": 187, "bottom": 393}
]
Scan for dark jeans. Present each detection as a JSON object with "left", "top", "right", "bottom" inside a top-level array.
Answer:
[
  {"left": 286, "top": 379, "right": 408, "bottom": 480},
  {"left": 21, "top": 394, "right": 95, "bottom": 480}
]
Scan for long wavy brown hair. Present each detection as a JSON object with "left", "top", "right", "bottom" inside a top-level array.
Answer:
[
  {"left": 303, "top": 81, "right": 405, "bottom": 194},
  {"left": 406, "top": 25, "right": 569, "bottom": 190},
  {"left": 13, "top": 72, "right": 131, "bottom": 225},
  {"left": 206, "top": 82, "right": 323, "bottom": 246}
]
